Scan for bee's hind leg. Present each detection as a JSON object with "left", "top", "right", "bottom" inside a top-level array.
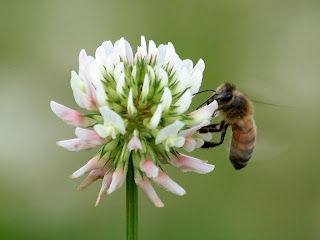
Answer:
[{"left": 201, "top": 124, "right": 229, "bottom": 148}]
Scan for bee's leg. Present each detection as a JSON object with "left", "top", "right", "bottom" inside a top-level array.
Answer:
[
  {"left": 201, "top": 124, "right": 229, "bottom": 148},
  {"left": 199, "top": 121, "right": 225, "bottom": 133}
]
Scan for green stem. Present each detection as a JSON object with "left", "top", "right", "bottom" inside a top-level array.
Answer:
[{"left": 126, "top": 156, "right": 138, "bottom": 240}]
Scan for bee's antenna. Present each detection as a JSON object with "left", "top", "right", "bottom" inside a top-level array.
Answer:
[
  {"left": 196, "top": 100, "right": 209, "bottom": 109},
  {"left": 192, "top": 89, "right": 216, "bottom": 96}
]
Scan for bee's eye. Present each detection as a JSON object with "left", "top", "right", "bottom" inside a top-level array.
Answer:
[{"left": 220, "top": 92, "right": 232, "bottom": 103}]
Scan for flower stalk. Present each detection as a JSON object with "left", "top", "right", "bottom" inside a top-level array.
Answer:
[{"left": 126, "top": 156, "right": 138, "bottom": 240}]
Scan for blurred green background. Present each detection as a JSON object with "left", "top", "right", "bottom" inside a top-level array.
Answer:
[{"left": 1, "top": 0, "right": 319, "bottom": 239}]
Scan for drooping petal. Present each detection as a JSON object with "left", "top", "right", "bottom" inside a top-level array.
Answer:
[
  {"left": 179, "top": 120, "right": 210, "bottom": 137},
  {"left": 183, "top": 138, "right": 197, "bottom": 152},
  {"left": 140, "top": 156, "right": 159, "bottom": 178},
  {"left": 78, "top": 163, "right": 111, "bottom": 190},
  {"left": 128, "top": 130, "right": 143, "bottom": 151},
  {"left": 153, "top": 170, "right": 186, "bottom": 196},
  {"left": 187, "top": 100, "right": 218, "bottom": 125},
  {"left": 155, "top": 120, "right": 184, "bottom": 144},
  {"left": 107, "top": 164, "right": 127, "bottom": 194},
  {"left": 70, "top": 155, "right": 108, "bottom": 179},
  {"left": 57, "top": 138, "right": 95, "bottom": 151},
  {"left": 50, "top": 101, "right": 95, "bottom": 127},
  {"left": 170, "top": 154, "right": 215, "bottom": 174},
  {"left": 95, "top": 171, "right": 113, "bottom": 206},
  {"left": 134, "top": 170, "right": 164, "bottom": 207},
  {"left": 75, "top": 128, "right": 108, "bottom": 145}
]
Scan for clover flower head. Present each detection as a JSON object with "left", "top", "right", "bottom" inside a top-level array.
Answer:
[{"left": 51, "top": 36, "right": 218, "bottom": 207}]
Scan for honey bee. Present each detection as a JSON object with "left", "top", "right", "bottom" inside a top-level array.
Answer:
[{"left": 196, "top": 83, "right": 256, "bottom": 170}]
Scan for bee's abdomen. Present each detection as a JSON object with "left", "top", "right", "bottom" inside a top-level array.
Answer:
[{"left": 229, "top": 119, "right": 256, "bottom": 170}]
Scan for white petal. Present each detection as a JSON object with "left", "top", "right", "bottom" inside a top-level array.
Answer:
[
  {"left": 169, "top": 154, "right": 215, "bottom": 174},
  {"left": 114, "top": 62, "right": 124, "bottom": 81},
  {"left": 179, "top": 120, "right": 210, "bottom": 137},
  {"left": 164, "top": 42, "right": 176, "bottom": 65},
  {"left": 99, "top": 106, "right": 126, "bottom": 134},
  {"left": 50, "top": 101, "right": 95, "bottom": 127},
  {"left": 140, "top": 73, "right": 150, "bottom": 100},
  {"left": 153, "top": 170, "right": 186, "bottom": 196},
  {"left": 148, "top": 105, "right": 162, "bottom": 130},
  {"left": 155, "top": 120, "right": 184, "bottom": 144},
  {"left": 192, "top": 59, "right": 205, "bottom": 73},
  {"left": 188, "top": 69, "right": 203, "bottom": 95},
  {"left": 140, "top": 36, "right": 147, "bottom": 58},
  {"left": 182, "top": 59, "right": 193, "bottom": 71},
  {"left": 116, "top": 73, "right": 126, "bottom": 96},
  {"left": 160, "top": 88, "right": 172, "bottom": 111},
  {"left": 158, "top": 69, "right": 168, "bottom": 89},
  {"left": 173, "top": 136, "right": 185, "bottom": 148},
  {"left": 70, "top": 155, "right": 108, "bottom": 179},
  {"left": 93, "top": 124, "right": 109, "bottom": 138},
  {"left": 127, "top": 89, "right": 137, "bottom": 116},
  {"left": 187, "top": 100, "right": 218, "bottom": 125},
  {"left": 107, "top": 164, "right": 127, "bottom": 194},
  {"left": 157, "top": 44, "right": 167, "bottom": 68},
  {"left": 148, "top": 40, "right": 158, "bottom": 62},
  {"left": 70, "top": 71, "right": 93, "bottom": 110},
  {"left": 95, "top": 171, "right": 113, "bottom": 206},
  {"left": 134, "top": 170, "right": 164, "bottom": 207},
  {"left": 173, "top": 90, "right": 192, "bottom": 115},
  {"left": 79, "top": 49, "right": 88, "bottom": 80},
  {"left": 57, "top": 138, "right": 95, "bottom": 151},
  {"left": 95, "top": 45, "right": 107, "bottom": 69},
  {"left": 175, "top": 67, "right": 190, "bottom": 93},
  {"left": 102, "top": 41, "right": 114, "bottom": 58},
  {"left": 124, "top": 39, "right": 134, "bottom": 64},
  {"left": 195, "top": 139, "right": 205, "bottom": 148},
  {"left": 140, "top": 156, "right": 159, "bottom": 178}
]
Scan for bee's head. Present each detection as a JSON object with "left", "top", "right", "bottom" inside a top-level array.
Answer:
[{"left": 209, "top": 82, "right": 235, "bottom": 105}]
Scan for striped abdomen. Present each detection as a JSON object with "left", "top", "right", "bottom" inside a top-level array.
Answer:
[{"left": 229, "top": 118, "right": 256, "bottom": 170}]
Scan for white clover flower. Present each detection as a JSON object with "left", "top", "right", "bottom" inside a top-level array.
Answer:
[{"left": 51, "top": 36, "right": 218, "bottom": 207}]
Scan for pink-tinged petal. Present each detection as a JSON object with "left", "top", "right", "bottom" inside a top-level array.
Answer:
[
  {"left": 95, "top": 171, "right": 113, "bottom": 207},
  {"left": 107, "top": 164, "right": 127, "bottom": 194},
  {"left": 153, "top": 170, "right": 186, "bottom": 196},
  {"left": 183, "top": 137, "right": 197, "bottom": 152},
  {"left": 140, "top": 156, "right": 159, "bottom": 178},
  {"left": 70, "top": 155, "right": 108, "bottom": 179},
  {"left": 57, "top": 138, "right": 95, "bottom": 151},
  {"left": 128, "top": 135, "right": 143, "bottom": 151},
  {"left": 78, "top": 163, "right": 111, "bottom": 190},
  {"left": 170, "top": 154, "right": 215, "bottom": 174},
  {"left": 134, "top": 170, "right": 164, "bottom": 207},
  {"left": 187, "top": 100, "right": 218, "bottom": 125},
  {"left": 179, "top": 120, "right": 210, "bottom": 138},
  {"left": 75, "top": 128, "right": 108, "bottom": 145},
  {"left": 50, "top": 101, "right": 95, "bottom": 127}
]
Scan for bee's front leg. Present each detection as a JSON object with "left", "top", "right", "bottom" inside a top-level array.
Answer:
[
  {"left": 201, "top": 124, "right": 229, "bottom": 148},
  {"left": 199, "top": 121, "right": 225, "bottom": 133}
]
